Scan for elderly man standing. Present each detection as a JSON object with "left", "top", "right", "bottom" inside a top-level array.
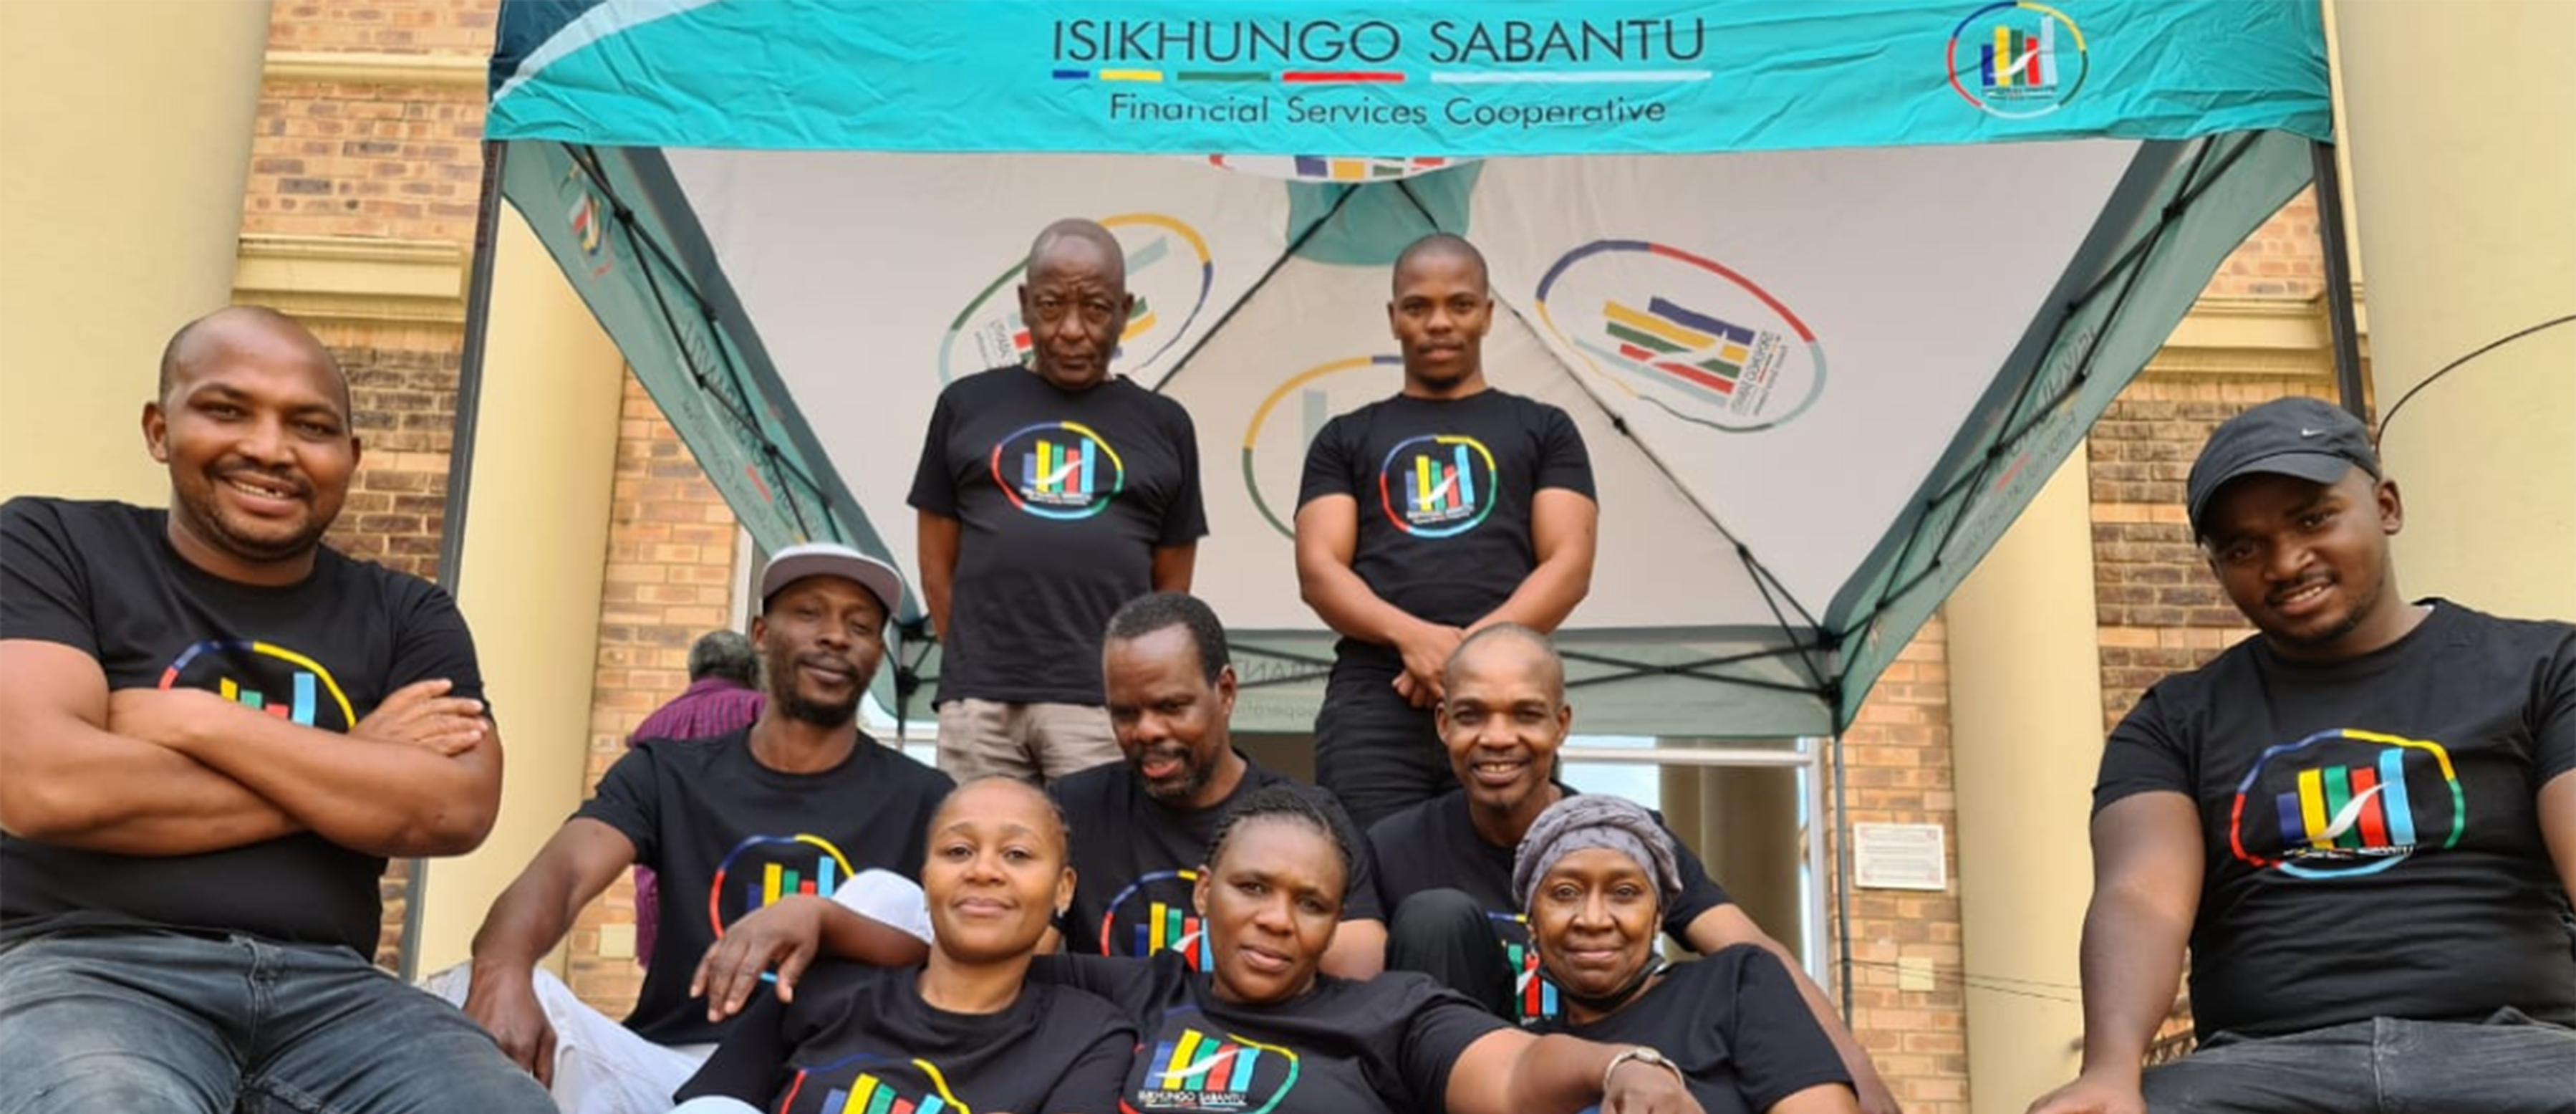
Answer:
[{"left": 911, "top": 217, "right": 1207, "bottom": 784}]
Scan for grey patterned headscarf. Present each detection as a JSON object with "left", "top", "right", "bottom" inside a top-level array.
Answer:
[{"left": 1511, "top": 793, "right": 1683, "bottom": 912}]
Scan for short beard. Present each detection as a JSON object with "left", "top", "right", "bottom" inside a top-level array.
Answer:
[
  {"left": 1135, "top": 749, "right": 1213, "bottom": 802},
  {"left": 780, "top": 691, "right": 858, "bottom": 729}
]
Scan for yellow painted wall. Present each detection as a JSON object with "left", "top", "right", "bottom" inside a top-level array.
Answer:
[
  {"left": 0, "top": 1, "right": 273, "bottom": 503},
  {"left": 412, "top": 212, "right": 627, "bottom": 973}
]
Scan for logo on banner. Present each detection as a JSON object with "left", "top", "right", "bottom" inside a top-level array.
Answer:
[
  {"left": 1100, "top": 868, "right": 1215, "bottom": 969},
  {"left": 564, "top": 176, "right": 616, "bottom": 278},
  {"left": 778, "top": 1055, "right": 970, "bottom": 1114},
  {"left": 1534, "top": 239, "right": 1826, "bottom": 433},
  {"left": 708, "top": 833, "right": 858, "bottom": 934},
  {"left": 1378, "top": 433, "right": 1498, "bottom": 538},
  {"left": 1205, "top": 154, "right": 1457, "bottom": 182},
  {"left": 1946, "top": 1, "right": 2090, "bottom": 118},
  {"left": 2229, "top": 728, "right": 2465, "bottom": 880},
  {"left": 160, "top": 639, "right": 357, "bottom": 731},
  {"left": 937, "top": 213, "right": 1214, "bottom": 385},
  {"left": 1241, "top": 354, "right": 1404, "bottom": 539},
  {"left": 1134, "top": 1019, "right": 1302, "bottom": 1113},
  {"left": 990, "top": 421, "right": 1127, "bottom": 520}
]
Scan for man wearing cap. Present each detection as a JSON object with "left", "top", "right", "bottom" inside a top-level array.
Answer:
[
  {"left": 2031, "top": 396, "right": 2576, "bottom": 1114},
  {"left": 446, "top": 543, "right": 955, "bottom": 1114}
]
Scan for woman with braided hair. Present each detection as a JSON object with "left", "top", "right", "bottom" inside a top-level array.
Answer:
[{"left": 1515, "top": 794, "right": 1858, "bottom": 1114}]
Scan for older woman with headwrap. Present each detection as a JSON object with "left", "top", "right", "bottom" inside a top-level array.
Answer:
[{"left": 1516, "top": 794, "right": 1863, "bottom": 1114}]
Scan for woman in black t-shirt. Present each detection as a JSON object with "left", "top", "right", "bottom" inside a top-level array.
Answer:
[
  {"left": 699, "top": 785, "right": 1704, "bottom": 1114},
  {"left": 1515, "top": 795, "right": 1858, "bottom": 1114},
  {"left": 673, "top": 777, "right": 1134, "bottom": 1114}
]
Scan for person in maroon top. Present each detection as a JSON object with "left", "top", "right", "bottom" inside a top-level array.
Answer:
[{"left": 629, "top": 629, "right": 768, "bottom": 962}]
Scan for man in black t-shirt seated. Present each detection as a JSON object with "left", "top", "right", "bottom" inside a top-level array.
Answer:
[
  {"left": 1049, "top": 592, "right": 1388, "bottom": 977},
  {"left": 1371, "top": 625, "right": 1900, "bottom": 1114},
  {"left": 2030, "top": 397, "right": 2576, "bottom": 1114},
  {"left": 446, "top": 543, "right": 955, "bottom": 1113},
  {"left": 1294, "top": 232, "right": 1599, "bottom": 829},
  {"left": 0, "top": 307, "right": 551, "bottom": 1113},
  {"left": 911, "top": 217, "right": 1209, "bottom": 786}
]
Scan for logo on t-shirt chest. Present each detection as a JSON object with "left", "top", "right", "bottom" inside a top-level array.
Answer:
[
  {"left": 1376, "top": 434, "right": 1499, "bottom": 538},
  {"left": 159, "top": 638, "right": 357, "bottom": 732},
  {"left": 989, "top": 421, "right": 1127, "bottom": 520},
  {"left": 1131, "top": 1019, "right": 1301, "bottom": 1113},
  {"left": 1101, "top": 869, "right": 1215, "bottom": 971},
  {"left": 2229, "top": 728, "right": 2465, "bottom": 880},
  {"left": 709, "top": 833, "right": 859, "bottom": 933},
  {"left": 781, "top": 1054, "right": 969, "bottom": 1114}
]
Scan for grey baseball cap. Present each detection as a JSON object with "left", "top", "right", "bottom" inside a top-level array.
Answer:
[
  {"left": 2185, "top": 396, "right": 2380, "bottom": 535},
  {"left": 759, "top": 542, "right": 904, "bottom": 620}
]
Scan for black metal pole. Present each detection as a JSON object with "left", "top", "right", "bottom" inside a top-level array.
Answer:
[
  {"left": 1830, "top": 731, "right": 1855, "bottom": 1021},
  {"left": 2310, "top": 141, "right": 2369, "bottom": 421},
  {"left": 402, "top": 138, "right": 510, "bottom": 982}
]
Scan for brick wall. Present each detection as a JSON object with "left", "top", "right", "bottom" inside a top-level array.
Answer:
[
  {"left": 246, "top": 3, "right": 496, "bottom": 244},
  {"left": 1833, "top": 620, "right": 1971, "bottom": 1113},
  {"left": 2202, "top": 188, "right": 2325, "bottom": 299}
]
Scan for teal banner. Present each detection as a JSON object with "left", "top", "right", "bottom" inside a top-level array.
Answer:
[{"left": 488, "top": 0, "right": 2329, "bottom": 155}]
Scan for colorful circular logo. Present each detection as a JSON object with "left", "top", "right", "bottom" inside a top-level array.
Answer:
[
  {"left": 1205, "top": 154, "right": 1463, "bottom": 182},
  {"left": 785, "top": 1055, "right": 972, "bottom": 1114},
  {"left": 707, "top": 833, "right": 857, "bottom": 935},
  {"left": 990, "top": 421, "right": 1127, "bottom": 520},
  {"left": 1376, "top": 433, "right": 1498, "bottom": 539},
  {"left": 1100, "top": 868, "right": 1212, "bottom": 970},
  {"left": 160, "top": 639, "right": 357, "bottom": 731},
  {"left": 1534, "top": 239, "right": 1826, "bottom": 433},
  {"left": 2229, "top": 728, "right": 2464, "bottom": 880},
  {"left": 937, "top": 213, "right": 1214, "bottom": 385},
  {"left": 1240, "top": 354, "right": 1402, "bottom": 539},
  {"left": 1946, "top": 1, "right": 2090, "bottom": 119}
]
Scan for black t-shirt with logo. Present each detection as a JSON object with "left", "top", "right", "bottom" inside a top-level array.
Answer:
[
  {"left": 909, "top": 367, "right": 1207, "bottom": 706},
  {"left": 577, "top": 729, "right": 955, "bottom": 1045},
  {"left": 677, "top": 961, "right": 1136, "bottom": 1114},
  {"left": 1049, "top": 757, "right": 1384, "bottom": 963},
  {"left": 1296, "top": 389, "right": 1593, "bottom": 665},
  {"left": 1538, "top": 945, "right": 1852, "bottom": 1114},
  {"left": 2095, "top": 601, "right": 2576, "bottom": 1039},
  {"left": 1034, "top": 951, "right": 1504, "bottom": 1114},
  {"left": 1368, "top": 788, "right": 1733, "bottom": 1024},
  {"left": 0, "top": 498, "right": 486, "bottom": 956}
]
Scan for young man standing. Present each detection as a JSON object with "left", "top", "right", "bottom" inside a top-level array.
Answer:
[{"left": 1294, "top": 233, "right": 1599, "bottom": 828}]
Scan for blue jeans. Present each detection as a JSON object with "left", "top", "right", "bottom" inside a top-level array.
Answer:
[
  {"left": 2143, "top": 1009, "right": 2576, "bottom": 1113},
  {"left": 0, "top": 928, "right": 554, "bottom": 1114}
]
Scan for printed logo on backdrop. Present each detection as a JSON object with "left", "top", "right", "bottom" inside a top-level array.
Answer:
[
  {"left": 2229, "top": 728, "right": 2466, "bottom": 880},
  {"left": 1947, "top": 2, "right": 2090, "bottom": 119},
  {"left": 562, "top": 165, "right": 616, "bottom": 279},
  {"left": 777, "top": 1054, "right": 970, "bottom": 1114},
  {"left": 936, "top": 213, "right": 1215, "bottom": 385},
  {"left": 1534, "top": 239, "right": 1826, "bottom": 433},
  {"left": 160, "top": 639, "right": 358, "bottom": 732},
  {"left": 989, "top": 421, "right": 1127, "bottom": 520},
  {"left": 1132, "top": 1014, "right": 1302, "bottom": 1113},
  {"left": 1241, "top": 354, "right": 1404, "bottom": 539},
  {"left": 1100, "top": 868, "right": 1215, "bottom": 970},
  {"left": 708, "top": 833, "right": 858, "bottom": 934},
  {"left": 1205, "top": 154, "right": 1459, "bottom": 182}
]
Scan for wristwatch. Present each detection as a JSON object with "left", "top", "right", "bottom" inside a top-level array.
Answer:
[{"left": 1602, "top": 1046, "right": 1686, "bottom": 1094}]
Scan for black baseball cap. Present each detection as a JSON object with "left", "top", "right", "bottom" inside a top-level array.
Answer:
[{"left": 2185, "top": 396, "right": 2380, "bottom": 536}]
